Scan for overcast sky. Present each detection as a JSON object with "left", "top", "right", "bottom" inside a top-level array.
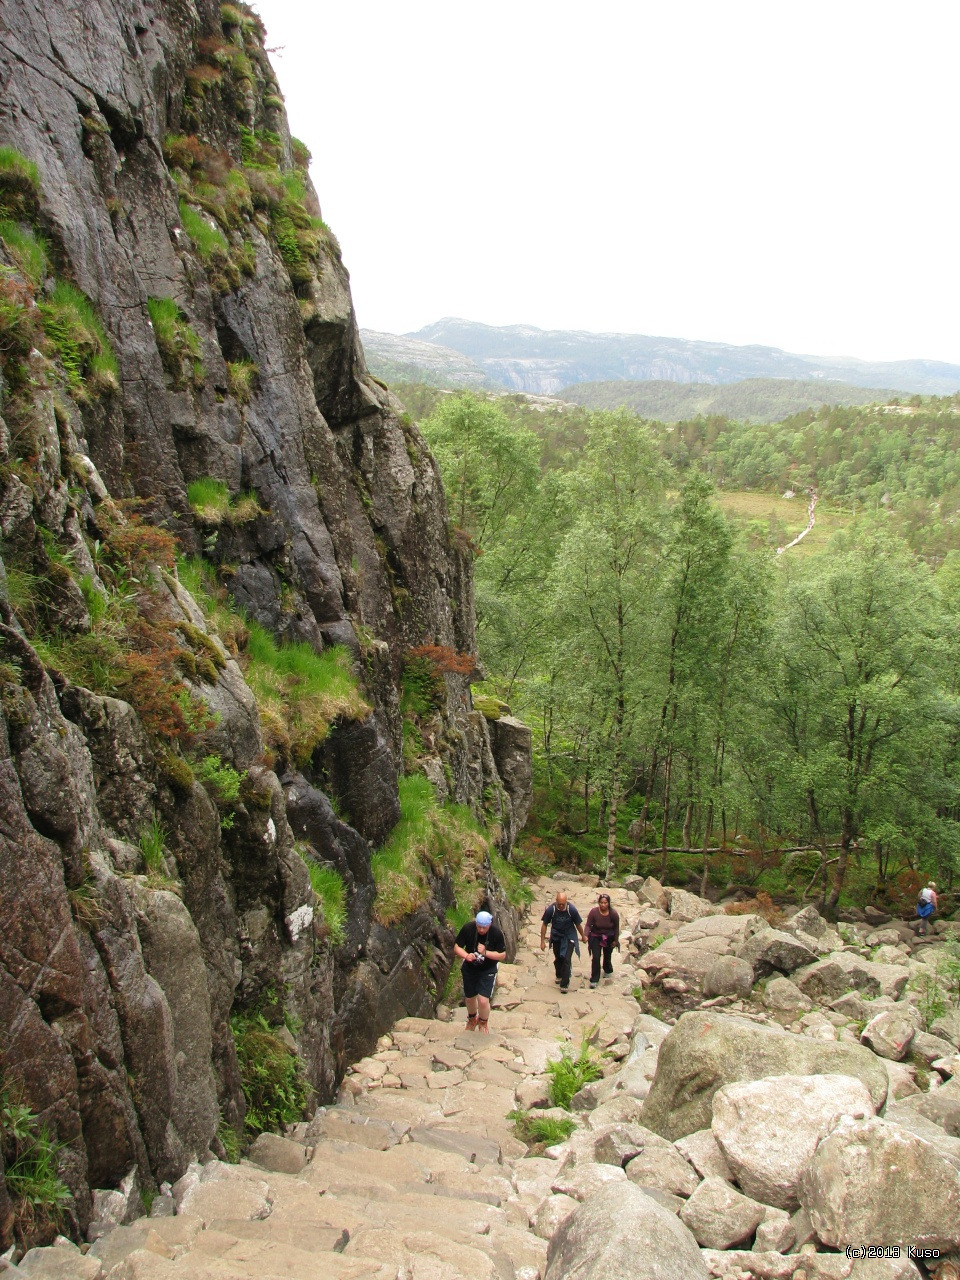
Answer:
[{"left": 251, "top": 1, "right": 960, "bottom": 364}]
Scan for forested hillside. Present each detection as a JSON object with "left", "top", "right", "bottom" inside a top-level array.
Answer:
[
  {"left": 559, "top": 377, "right": 899, "bottom": 423},
  {"left": 412, "top": 389, "right": 960, "bottom": 917}
]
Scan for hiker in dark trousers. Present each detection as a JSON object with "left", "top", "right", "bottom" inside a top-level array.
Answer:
[
  {"left": 454, "top": 910, "right": 506, "bottom": 1032},
  {"left": 585, "top": 893, "right": 620, "bottom": 988},
  {"left": 540, "top": 891, "right": 585, "bottom": 993}
]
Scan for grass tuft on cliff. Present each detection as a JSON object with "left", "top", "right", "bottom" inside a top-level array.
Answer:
[
  {"left": 0, "top": 146, "right": 40, "bottom": 219},
  {"left": 372, "top": 776, "right": 494, "bottom": 927},
  {"left": 243, "top": 621, "right": 369, "bottom": 766},
  {"left": 0, "top": 1085, "right": 70, "bottom": 1249},
  {"left": 0, "top": 221, "right": 48, "bottom": 286},
  {"left": 186, "top": 477, "right": 262, "bottom": 526},
  {"left": 38, "top": 281, "right": 119, "bottom": 397},
  {"left": 305, "top": 861, "right": 347, "bottom": 946},
  {"left": 230, "top": 1011, "right": 308, "bottom": 1139}
]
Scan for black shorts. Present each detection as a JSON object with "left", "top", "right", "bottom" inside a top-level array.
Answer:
[{"left": 462, "top": 964, "right": 497, "bottom": 999}]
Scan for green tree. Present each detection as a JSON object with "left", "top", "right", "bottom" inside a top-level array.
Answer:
[
  {"left": 770, "top": 527, "right": 948, "bottom": 913},
  {"left": 549, "top": 412, "right": 670, "bottom": 878},
  {"left": 420, "top": 393, "right": 540, "bottom": 551}
]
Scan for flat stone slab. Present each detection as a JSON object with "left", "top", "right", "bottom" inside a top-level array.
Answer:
[{"left": 408, "top": 1125, "right": 503, "bottom": 1165}]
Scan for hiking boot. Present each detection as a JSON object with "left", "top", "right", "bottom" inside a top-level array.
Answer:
[
  {"left": 465, "top": 1014, "right": 478, "bottom": 1031},
  {"left": 589, "top": 981, "right": 598, "bottom": 989},
  {"left": 560, "top": 986, "right": 569, "bottom": 994},
  {"left": 477, "top": 1017, "right": 489, "bottom": 1034}
]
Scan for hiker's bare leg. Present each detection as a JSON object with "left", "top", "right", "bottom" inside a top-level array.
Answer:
[
  {"left": 465, "top": 994, "right": 479, "bottom": 1028},
  {"left": 476, "top": 995, "right": 491, "bottom": 1031}
]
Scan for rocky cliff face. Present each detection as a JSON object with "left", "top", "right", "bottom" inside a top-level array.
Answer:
[{"left": 0, "top": 0, "right": 531, "bottom": 1248}]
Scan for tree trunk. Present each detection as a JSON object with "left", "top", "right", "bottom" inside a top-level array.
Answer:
[
  {"left": 605, "top": 786, "right": 619, "bottom": 883},
  {"left": 659, "top": 749, "right": 673, "bottom": 878},
  {"left": 825, "top": 809, "right": 854, "bottom": 916}
]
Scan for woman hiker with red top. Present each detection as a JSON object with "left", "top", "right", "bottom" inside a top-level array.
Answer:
[{"left": 585, "top": 893, "right": 620, "bottom": 988}]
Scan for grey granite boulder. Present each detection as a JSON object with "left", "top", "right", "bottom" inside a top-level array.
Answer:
[
  {"left": 642, "top": 1012, "right": 888, "bottom": 1140},
  {"left": 545, "top": 1182, "right": 709, "bottom": 1280}
]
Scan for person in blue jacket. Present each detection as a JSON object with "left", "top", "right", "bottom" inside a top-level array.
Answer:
[
  {"left": 540, "top": 890, "right": 586, "bottom": 993},
  {"left": 916, "top": 881, "right": 938, "bottom": 936}
]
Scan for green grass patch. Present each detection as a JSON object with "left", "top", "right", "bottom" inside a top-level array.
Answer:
[
  {"left": 243, "top": 620, "right": 369, "bottom": 766},
  {"left": 306, "top": 862, "right": 346, "bottom": 946},
  {"left": 226, "top": 358, "right": 258, "bottom": 405},
  {"left": 187, "top": 476, "right": 262, "bottom": 525},
  {"left": 217, "top": 1119, "right": 241, "bottom": 1163},
  {"left": 445, "top": 899, "right": 474, "bottom": 932},
  {"left": 371, "top": 775, "right": 437, "bottom": 924},
  {"left": 507, "top": 1108, "right": 576, "bottom": 1151},
  {"left": 0, "top": 146, "right": 40, "bottom": 219},
  {"left": 373, "top": 777, "right": 493, "bottom": 928},
  {"left": 39, "top": 280, "right": 119, "bottom": 397},
  {"left": 0, "top": 1085, "right": 70, "bottom": 1249},
  {"left": 231, "top": 1010, "right": 308, "bottom": 1139},
  {"left": 545, "top": 1035, "right": 604, "bottom": 1109},
  {"left": 194, "top": 753, "right": 244, "bottom": 803},
  {"left": 139, "top": 814, "right": 169, "bottom": 876},
  {"left": 179, "top": 199, "right": 230, "bottom": 261},
  {"left": 490, "top": 850, "right": 533, "bottom": 908},
  {"left": 187, "top": 477, "right": 229, "bottom": 522},
  {"left": 172, "top": 556, "right": 369, "bottom": 767},
  {"left": 147, "top": 296, "right": 202, "bottom": 382},
  {"left": 0, "top": 220, "right": 47, "bottom": 285}
]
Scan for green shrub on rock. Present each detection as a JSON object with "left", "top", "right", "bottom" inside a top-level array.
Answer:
[{"left": 230, "top": 1010, "right": 308, "bottom": 1138}]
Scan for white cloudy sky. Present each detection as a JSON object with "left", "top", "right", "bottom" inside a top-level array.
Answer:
[{"left": 251, "top": 1, "right": 960, "bottom": 364}]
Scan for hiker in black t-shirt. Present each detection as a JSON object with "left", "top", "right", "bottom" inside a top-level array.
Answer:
[
  {"left": 454, "top": 910, "right": 507, "bottom": 1032},
  {"left": 540, "top": 891, "right": 586, "bottom": 992}
]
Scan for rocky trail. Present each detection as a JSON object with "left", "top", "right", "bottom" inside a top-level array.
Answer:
[{"left": 10, "top": 876, "right": 960, "bottom": 1280}]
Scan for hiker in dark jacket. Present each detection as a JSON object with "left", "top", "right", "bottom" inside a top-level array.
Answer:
[
  {"left": 585, "top": 893, "right": 620, "bottom": 988},
  {"left": 540, "top": 891, "right": 586, "bottom": 992}
]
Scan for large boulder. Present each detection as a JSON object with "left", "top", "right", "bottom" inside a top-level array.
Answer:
[
  {"left": 625, "top": 1142, "right": 701, "bottom": 1198},
  {"left": 793, "top": 952, "right": 910, "bottom": 1001},
  {"left": 544, "top": 1182, "right": 709, "bottom": 1280},
  {"left": 679, "top": 1175, "right": 766, "bottom": 1249},
  {"left": 711, "top": 1074, "right": 875, "bottom": 1209},
  {"left": 738, "top": 927, "right": 818, "bottom": 976},
  {"left": 799, "top": 1116, "right": 960, "bottom": 1250},
  {"left": 639, "top": 877, "right": 669, "bottom": 912},
  {"left": 665, "top": 888, "right": 713, "bottom": 922},
  {"left": 702, "top": 956, "right": 754, "bottom": 999},
  {"left": 785, "top": 905, "right": 828, "bottom": 938},
  {"left": 642, "top": 1012, "right": 888, "bottom": 1140},
  {"left": 932, "top": 1010, "right": 960, "bottom": 1048},
  {"left": 860, "top": 1009, "right": 916, "bottom": 1061},
  {"left": 673, "top": 1129, "right": 733, "bottom": 1182},
  {"left": 761, "top": 976, "right": 812, "bottom": 1016}
]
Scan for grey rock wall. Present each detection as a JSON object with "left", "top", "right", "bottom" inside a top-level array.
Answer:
[{"left": 0, "top": 0, "right": 531, "bottom": 1247}]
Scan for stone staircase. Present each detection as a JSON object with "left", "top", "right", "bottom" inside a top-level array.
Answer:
[{"left": 16, "top": 878, "right": 640, "bottom": 1280}]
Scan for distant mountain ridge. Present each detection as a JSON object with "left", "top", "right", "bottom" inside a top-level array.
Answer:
[
  {"left": 398, "top": 318, "right": 960, "bottom": 397},
  {"left": 360, "top": 329, "right": 496, "bottom": 390}
]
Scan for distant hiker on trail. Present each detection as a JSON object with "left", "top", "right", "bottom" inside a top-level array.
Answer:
[
  {"left": 540, "top": 891, "right": 586, "bottom": 993},
  {"left": 585, "top": 893, "right": 620, "bottom": 988},
  {"left": 917, "top": 881, "right": 938, "bottom": 935},
  {"left": 454, "top": 910, "right": 506, "bottom": 1032}
]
